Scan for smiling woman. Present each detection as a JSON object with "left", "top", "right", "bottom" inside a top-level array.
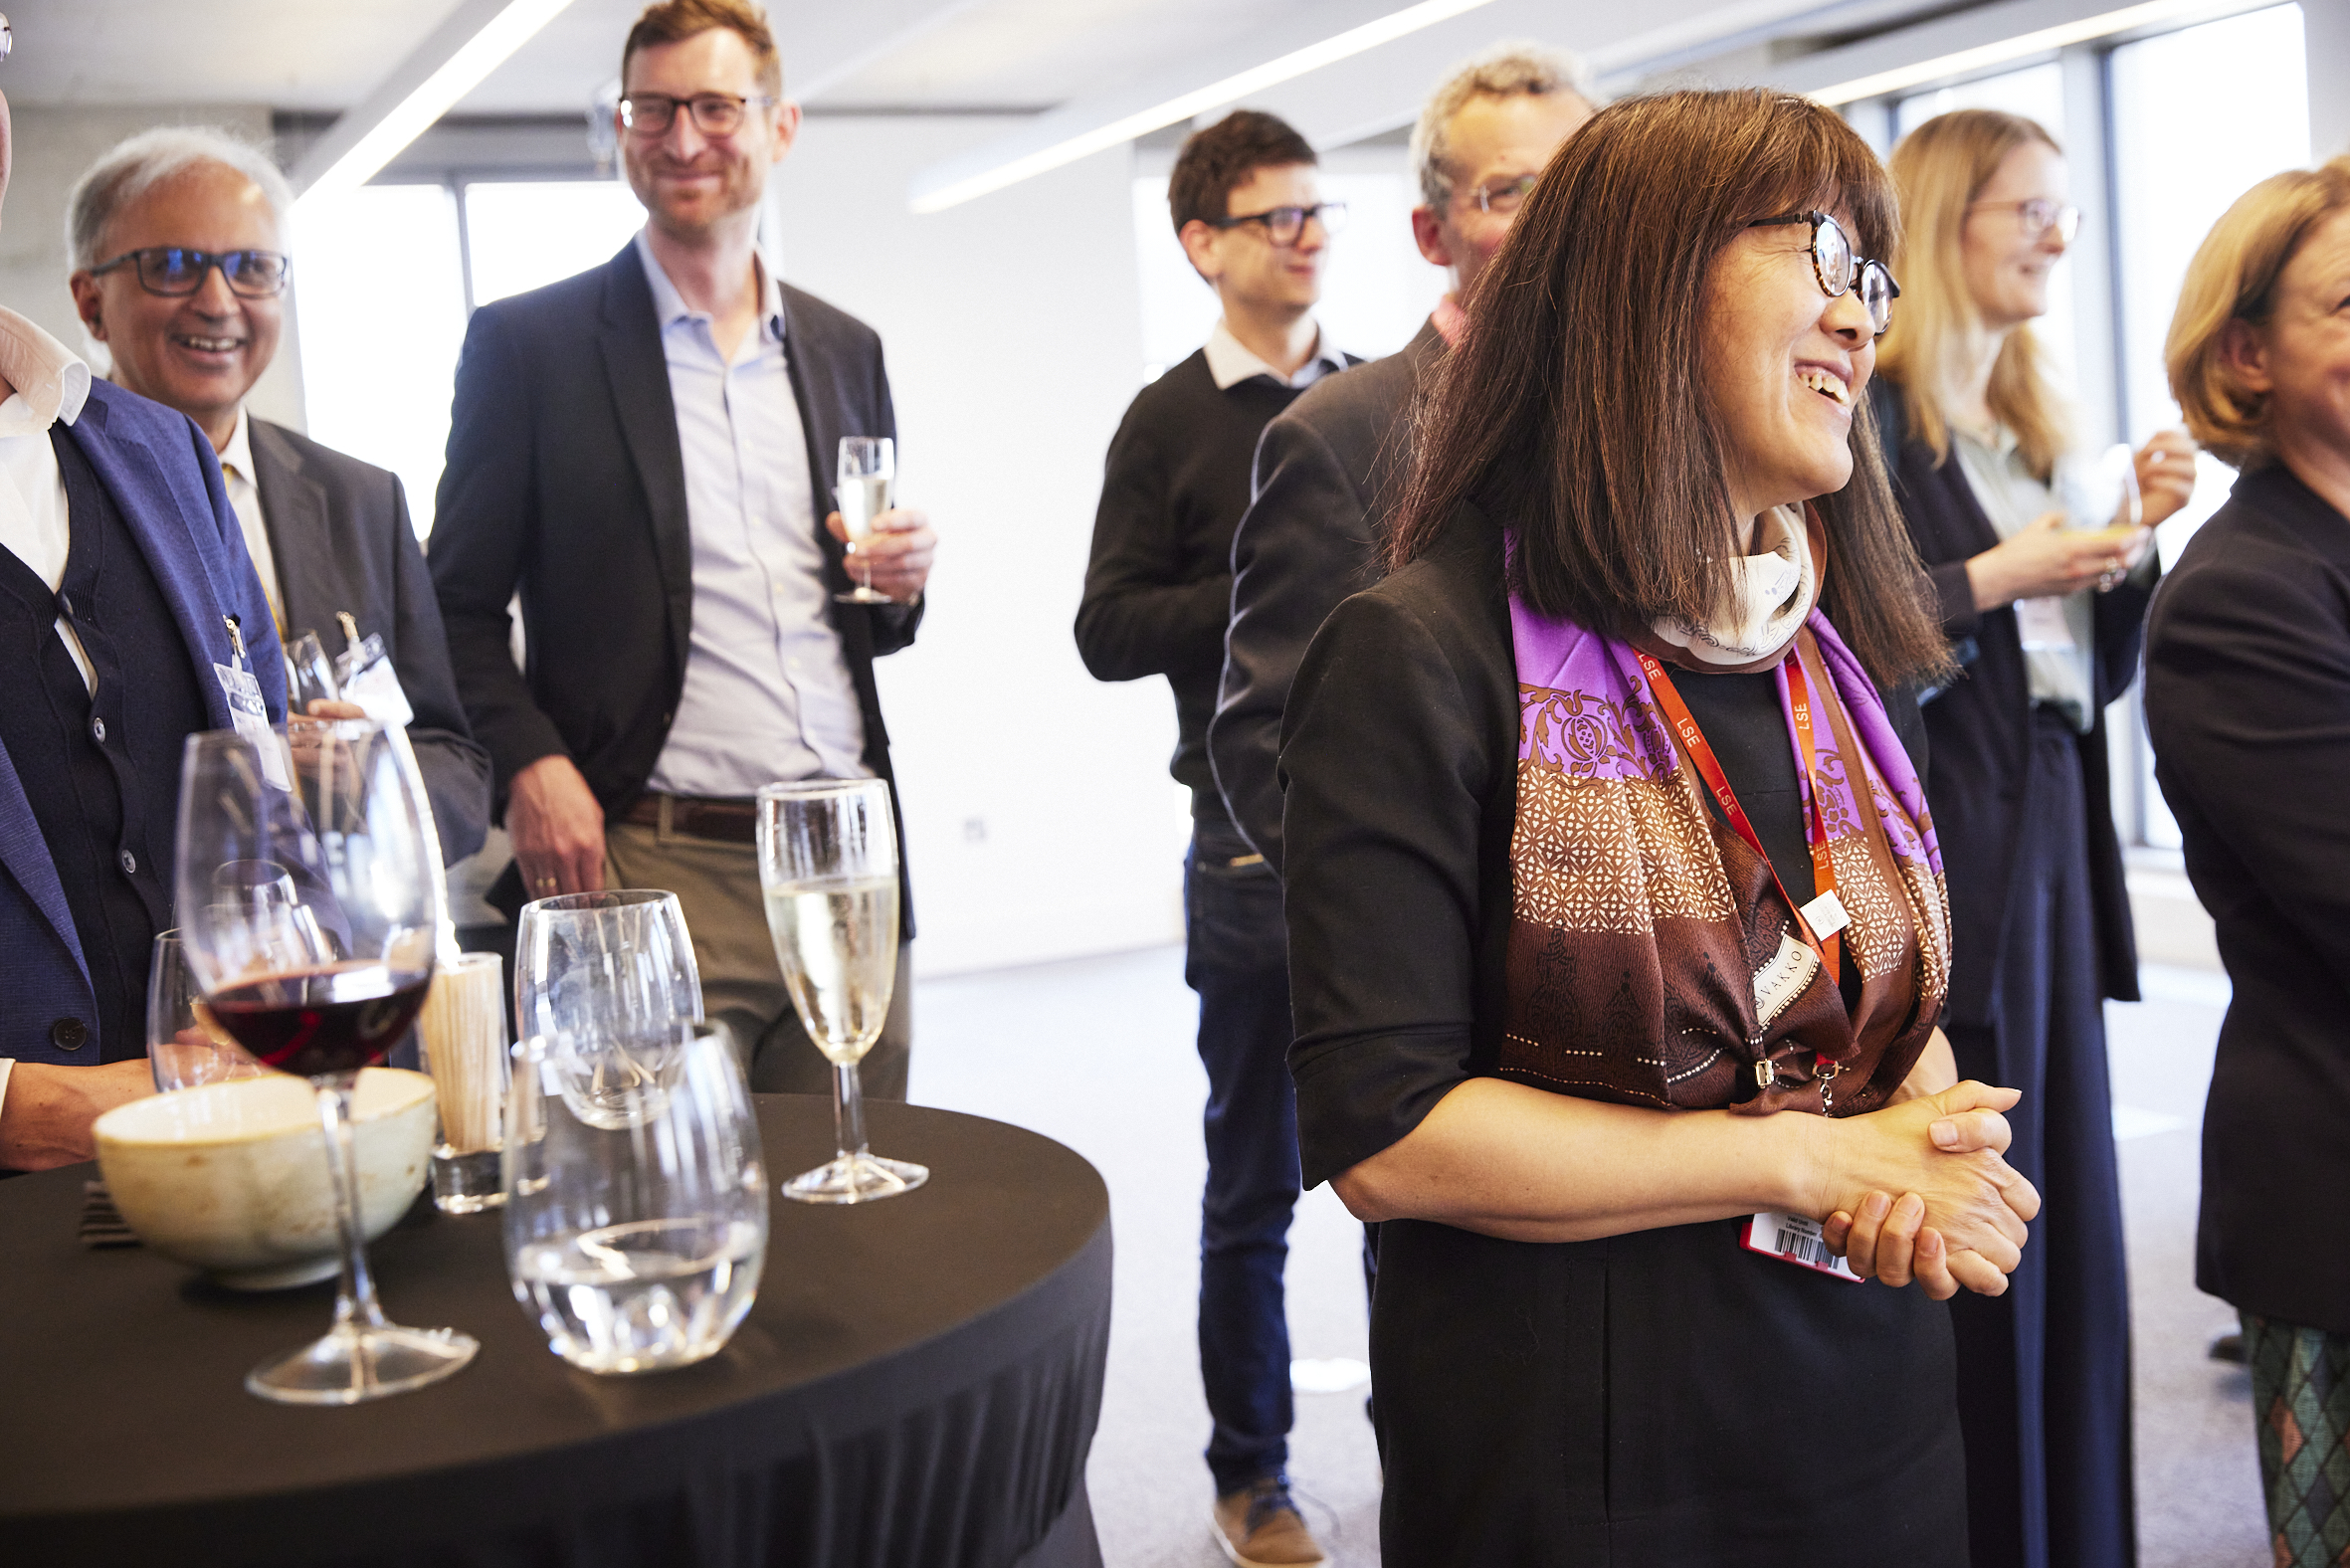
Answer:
[{"left": 1277, "top": 89, "right": 2031, "bottom": 1567}]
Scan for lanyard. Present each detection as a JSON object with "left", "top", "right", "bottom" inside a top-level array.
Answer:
[{"left": 1635, "top": 644, "right": 1844, "bottom": 984}]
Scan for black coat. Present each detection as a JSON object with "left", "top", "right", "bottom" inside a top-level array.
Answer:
[
  {"left": 428, "top": 244, "right": 920, "bottom": 924},
  {"left": 250, "top": 419, "right": 490, "bottom": 865},
  {"left": 1211, "top": 317, "right": 1442, "bottom": 870},
  {"left": 1871, "top": 381, "right": 2143, "bottom": 1024},
  {"left": 2144, "top": 462, "right": 2350, "bottom": 1333}
]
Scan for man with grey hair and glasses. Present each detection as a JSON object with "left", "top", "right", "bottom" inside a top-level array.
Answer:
[
  {"left": 1210, "top": 42, "right": 1595, "bottom": 872},
  {"left": 65, "top": 127, "right": 490, "bottom": 867}
]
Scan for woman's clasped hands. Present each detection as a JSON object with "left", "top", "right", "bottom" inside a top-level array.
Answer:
[{"left": 1813, "top": 1080, "right": 2042, "bottom": 1301}]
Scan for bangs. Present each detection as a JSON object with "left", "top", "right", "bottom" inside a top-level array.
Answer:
[{"left": 1740, "top": 108, "right": 1901, "bottom": 262}]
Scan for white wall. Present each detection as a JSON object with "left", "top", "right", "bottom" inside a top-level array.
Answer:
[
  {"left": 766, "top": 116, "right": 1192, "bottom": 978},
  {"left": 0, "top": 102, "right": 304, "bottom": 430}
]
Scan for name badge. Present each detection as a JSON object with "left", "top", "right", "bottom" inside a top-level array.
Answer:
[
  {"left": 2016, "top": 596, "right": 2075, "bottom": 653},
  {"left": 214, "top": 661, "right": 291, "bottom": 790},
  {"left": 1741, "top": 1211, "right": 1862, "bottom": 1280},
  {"left": 335, "top": 632, "right": 416, "bottom": 729}
]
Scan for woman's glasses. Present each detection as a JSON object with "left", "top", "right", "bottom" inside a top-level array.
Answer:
[
  {"left": 1747, "top": 210, "right": 1899, "bottom": 337},
  {"left": 90, "top": 247, "right": 290, "bottom": 299},
  {"left": 1969, "top": 198, "right": 2082, "bottom": 244},
  {"left": 1208, "top": 202, "right": 1350, "bottom": 248}
]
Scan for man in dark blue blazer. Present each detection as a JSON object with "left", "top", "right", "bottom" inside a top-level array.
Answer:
[
  {"left": 430, "top": 2, "right": 933, "bottom": 1096},
  {"left": 0, "top": 127, "right": 285, "bottom": 1167}
]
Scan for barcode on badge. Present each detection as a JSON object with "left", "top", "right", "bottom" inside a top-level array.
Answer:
[{"left": 1742, "top": 1211, "right": 1863, "bottom": 1281}]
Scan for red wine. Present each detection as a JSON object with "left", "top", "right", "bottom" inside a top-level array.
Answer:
[{"left": 207, "top": 964, "right": 432, "bottom": 1078}]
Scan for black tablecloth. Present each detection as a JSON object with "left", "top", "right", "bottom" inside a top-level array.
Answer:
[{"left": 0, "top": 1097, "right": 1110, "bottom": 1568}]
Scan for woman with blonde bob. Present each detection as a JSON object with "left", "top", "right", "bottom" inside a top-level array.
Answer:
[
  {"left": 1872, "top": 108, "right": 2196, "bottom": 1568},
  {"left": 2143, "top": 155, "right": 2350, "bottom": 1568},
  {"left": 1279, "top": 89, "right": 2042, "bottom": 1565}
]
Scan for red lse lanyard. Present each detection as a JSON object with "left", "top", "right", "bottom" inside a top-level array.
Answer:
[{"left": 1636, "top": 646, "right": 1843, "bottom": 984}]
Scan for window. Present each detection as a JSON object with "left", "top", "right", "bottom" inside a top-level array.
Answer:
[{"left": 295, "top": 177, "right": 647, "bottom": 536}]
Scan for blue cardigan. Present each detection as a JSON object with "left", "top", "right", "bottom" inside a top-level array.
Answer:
[{"left": 0, "top": 380, "right": 286, "bottom": 1065}]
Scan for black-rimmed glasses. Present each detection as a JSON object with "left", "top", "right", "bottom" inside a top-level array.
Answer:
[
  {"left": 1208, "top": 202, "right": 1349, "bottom": 247},
  {"left": 1968, "top": 198, "right": 2081, "bottom": 244},
  {"left": 1468, "top": 173, "right": 1538, "bottom": 215},
  {"left": 1748, "top": 210, "right": 1899, "bottom": 336},
  {"left": 90, "top": 247, "right": 291, "bottom": 299},
  {"left": 619, "top": 92, "right": 778, "bottom": 137}
]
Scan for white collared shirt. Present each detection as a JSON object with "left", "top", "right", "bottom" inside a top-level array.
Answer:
[
  {"left": 216, "top": 408, "right": 284, "bottom": 635},
  {"left": 0, "top": 303, "right": 95, "bottom": 1131},
  {"left": 633, "top": 230, "right": 870, "bottom": 798},
  {"left": 1202, "top": 317, "right": 1348, "bottom": 391}
]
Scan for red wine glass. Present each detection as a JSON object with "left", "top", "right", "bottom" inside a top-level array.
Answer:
[{"left": 174, "top": 719, "right": 478, "bottom": 1404}]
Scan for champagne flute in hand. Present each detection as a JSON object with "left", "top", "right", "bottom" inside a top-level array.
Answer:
[
  {"left": 835, "top": 437, "right": 894, "bottom": 605},
  {"left": 175, "top": 719, "right": 478, "bottom": 1404},
  {"left": 757, "top": 778, "right": 925, "bottom": 1203}
]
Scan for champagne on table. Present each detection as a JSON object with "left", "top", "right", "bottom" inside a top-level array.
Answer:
[
  {"left": 763, "top": 876, "right": 897, "bottom": 1066},
  {"left": 835, "top": 437, "right": 894, "bottom": 604},
  {"left": 756, "top": 778, "right": 927, "bottom": 1203}
]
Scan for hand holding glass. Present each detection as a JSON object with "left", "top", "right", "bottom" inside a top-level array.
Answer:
[
  {"left": 835, "top": 437, "right": 894, "bottom": 605},
  {"left": 174, "top": 719, "right": 477, "bottom": 1404},
  {"left": 757, "top": 779, "right": 925, "bottom": 1203}
]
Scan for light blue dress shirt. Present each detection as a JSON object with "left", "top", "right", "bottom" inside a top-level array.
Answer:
[{"left": 635, "top": 231, "right": 870, "bottom": 798}]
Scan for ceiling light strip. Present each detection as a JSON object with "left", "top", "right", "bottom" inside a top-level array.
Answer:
[
  {"left": 908, "top": 0, "right": 1499, "bottom": 215},
  {"left": 294, "top": 0, "right": 579, "bottom": 211},
  {"left": 1808, "top": 0, "right": 2210, "bottom": 103}
]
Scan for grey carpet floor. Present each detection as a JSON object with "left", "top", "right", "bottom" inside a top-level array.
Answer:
[{"left": 909, "top": 947, "right": 2266, "bottom": 1568}]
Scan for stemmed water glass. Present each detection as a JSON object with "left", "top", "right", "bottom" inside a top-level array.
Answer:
[
  {"left": 834, "top": 437, "right": 894, "bottom": 604},
  {"left": 173, "top": 719, "right": 478, "bottom": 1404},
  {"left": 757, "top": 778, "right": 926, "bottom": 1203},
  {"left": 512, "top": 889, "right": 703, "bottom": 1130}
]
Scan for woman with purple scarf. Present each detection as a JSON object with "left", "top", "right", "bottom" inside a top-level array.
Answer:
[{"left": 1279, "top": 90, "right": 2043, "bottom": 1565}]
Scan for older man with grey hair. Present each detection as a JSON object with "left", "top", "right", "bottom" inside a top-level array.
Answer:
[
  {"left": 66, "top": 127, "right": 490, "bottom": 865},
  {"left": 1210, "top": 41, "right": 1596, "bottom": 872}
]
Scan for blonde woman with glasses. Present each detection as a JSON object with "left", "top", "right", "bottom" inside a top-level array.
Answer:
[
  {"left": 1871, "top": 108, "right": 2197, "bottom": 1568},
  {"left": 2144, "top": 155, "right": 2350, "bottom": 1568}
]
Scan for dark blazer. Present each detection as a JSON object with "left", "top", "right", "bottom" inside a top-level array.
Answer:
[
  {"left": 1871, "top": 380, "right": 2143, "bottom": 1024},
  {"left": 2144, "top": 463, "right": 2350, "bottom": 1333},
  {"left": 1211, "top": 317, "right": 1443, "bottom": 870},
  {"left": 428, "top": 243, "right": 920, "bottom": 924},
  {"left": 250, "top": 419, "right": 490, "bottom": 864},
  {"left": 2, "top": 380, "right": 286, "bottom": 1065}
]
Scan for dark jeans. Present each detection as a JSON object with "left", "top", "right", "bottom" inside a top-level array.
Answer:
[{"left": 1185, "top": 820, "right": 1298, "bottom": 1496}]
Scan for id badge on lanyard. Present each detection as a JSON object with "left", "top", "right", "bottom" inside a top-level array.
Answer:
[
  {"left": 333, "top": 612, "right": 415, "bottom": 729},
  {"left": 214, "top": 615, "right": 291, "bottom": 789}
]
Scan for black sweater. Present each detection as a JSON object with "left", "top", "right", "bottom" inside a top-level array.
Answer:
[{"left": 1077, "top": 350, "right": 1314, "bottom": 821}]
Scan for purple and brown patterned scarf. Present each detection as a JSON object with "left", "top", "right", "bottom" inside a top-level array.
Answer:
[{"left": 1505, "top": 582, "right": 1950, "bottom": 1117}]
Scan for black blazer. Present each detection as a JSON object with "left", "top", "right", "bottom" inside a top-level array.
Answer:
[
  {"left": 1871, "top": 381, "right": 2143, "bottom": 1025},
  {"left": 249, "top": 419, "right": 490, "bottom": 865},
  {"left": 1211, "top": 317, "right": 1443, "bottom": 870},
  {"left": 428, "top": 244, "right": 920, "bottom": 924},
  {"left": 2144, "top": 463, "right": 2350, "bottom": 1333}
]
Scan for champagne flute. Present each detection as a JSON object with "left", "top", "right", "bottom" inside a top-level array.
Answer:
[
  {"left": 175, "top": 719, "right": 478, "bottom": 1405},
  {"left": 513, "top": 889, "right": 702, "bottom": 1130},
  {"left": 285, "top": 630, "right": 340, "bottom": 715},
  {"left": 757, "top": 778, "right": 925, "bottom": 1203},
  {"left": 834, "top": 437, "right": 894, "bottom": 605},
  {"left": 146, "top": 929, "right": 263, "bottom": 1092}
]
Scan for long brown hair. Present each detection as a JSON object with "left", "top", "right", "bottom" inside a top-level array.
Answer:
[
  {"left": 1877, "top": 109, "right": 2070, "bottom": 480},
  {"left": 1387, "top": 88, "right": 1949, "bottom": 689}
]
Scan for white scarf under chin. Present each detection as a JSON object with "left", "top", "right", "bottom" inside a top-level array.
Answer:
[{"left": 1649, "top": 505, "right": 1819, "bottom": 668}]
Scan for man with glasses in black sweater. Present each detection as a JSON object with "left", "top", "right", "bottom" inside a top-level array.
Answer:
[{"left": 1075, "top": 108, "right": 1353, "bottom": 1568}]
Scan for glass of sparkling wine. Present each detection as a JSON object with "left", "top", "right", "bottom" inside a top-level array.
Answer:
[
  {"left": 755, "top": 777, "right": 926, "bottom": 1203},
  {"left": 503, "top": 1022, "right": 768, "bottom": 1374},
  {"left": 835, "top": 436, "right": 894, "bottom": 605}
]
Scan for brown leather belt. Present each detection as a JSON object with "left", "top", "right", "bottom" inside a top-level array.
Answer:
[{"left": 620, "top": 792, "right": 760, "bottom": 846}]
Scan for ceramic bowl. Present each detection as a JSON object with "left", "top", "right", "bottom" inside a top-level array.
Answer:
[{"left": 94, "top": 1069, "right": 437, "bottom": 1290}]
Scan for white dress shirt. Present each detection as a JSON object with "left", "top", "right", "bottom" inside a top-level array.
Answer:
[
  {"left": 0, "top": 302, "right": 96, "bottom": 1129},
  {"left": 1202, "top": 318, "right": 1348, "bottom": 391},
  {"left": 216, "top": 408, "right": 285, "bottom": 635},
  {"left": 635, "top": 231, "right": 870, "bottom": 798}
]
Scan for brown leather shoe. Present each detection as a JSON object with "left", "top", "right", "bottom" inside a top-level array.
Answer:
[{"left": 1212, "top": 1478, "right": 1328, "bottom": 1568}]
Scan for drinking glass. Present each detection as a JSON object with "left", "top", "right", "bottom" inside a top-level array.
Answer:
[
  {"left": 285, "top": 630, "right": 340, "bottom": 714},
  {"left": 503, "top": 1023, "right": 767, "bottom": 1373},
  {"left": 756, "top": 778, "right": 925, "bottom": 1203},
  {"left": 514, "top": 889, "right": 702, "bottom": 1131},
  {"left": 146, "top": 929, "right": 264, "bottom": 1091},
  {"left": 834, "top": 437, "right": 893, "bottom": 605},
  {"left": 174, "top": 719, "right": 477, "bottom": 1404}
]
